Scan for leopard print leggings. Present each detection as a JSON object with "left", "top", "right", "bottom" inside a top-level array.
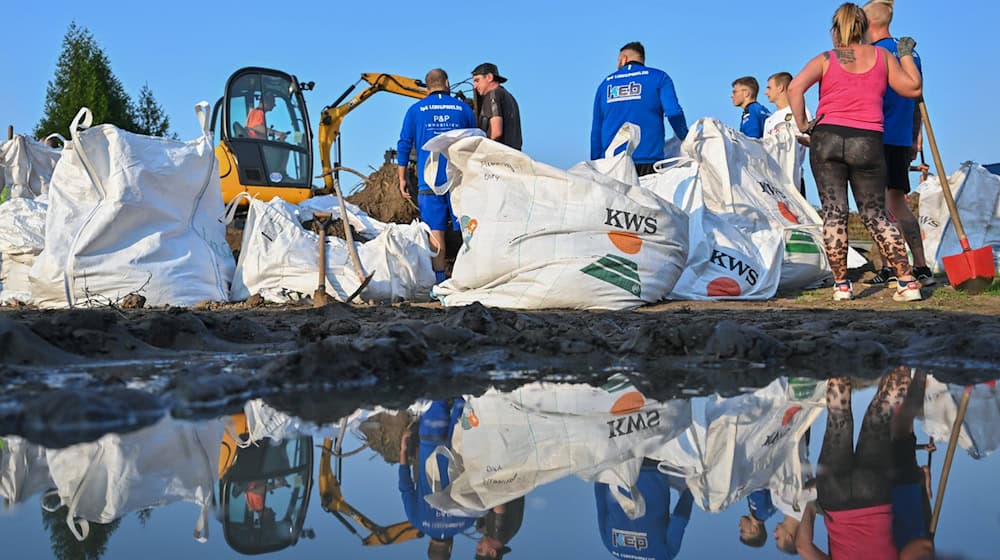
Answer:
[{"left": 810, "top": 126, "right": 912, "bottom": 282}]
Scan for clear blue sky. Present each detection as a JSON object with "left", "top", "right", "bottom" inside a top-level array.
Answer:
[{"left": 4, "top": 1, "right": 998, "bottom": 204}]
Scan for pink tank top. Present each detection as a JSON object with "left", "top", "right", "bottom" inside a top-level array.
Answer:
[
  {"left": 825, "top": 505, "right": 897, "bottom": 559},
  {"left": 815, "top": 47, "right": 887, "bottom": 132}
]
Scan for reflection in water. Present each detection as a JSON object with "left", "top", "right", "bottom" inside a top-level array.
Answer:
[{"left": 0, "top": 371, "right": 997, "bottom": 559}]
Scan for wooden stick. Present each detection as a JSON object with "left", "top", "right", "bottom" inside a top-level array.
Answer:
[{"left": 929, "top": 386, "right": 973, "bottom": 538}]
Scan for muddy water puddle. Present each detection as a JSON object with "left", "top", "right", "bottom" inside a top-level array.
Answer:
[{"left": 2, "top": 369, "right": 997, "bottom": 559}]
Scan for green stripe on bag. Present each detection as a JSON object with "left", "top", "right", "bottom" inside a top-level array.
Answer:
[
  {"left": 581, "top": 255, "right": 642, "bottom": 296},
  {"left": 789, "top": 232, "right": 814, "bottom": 242},
  {"left": 786, "top": 242, "right": 821, "bottom": 254}
]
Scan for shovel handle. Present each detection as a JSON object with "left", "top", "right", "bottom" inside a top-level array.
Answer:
[
  {"left": 919, "top": 100, "right": 971, "bottom": 249},
  {"left": 929, "top": 386, "right": 972, "bottom": 537}
]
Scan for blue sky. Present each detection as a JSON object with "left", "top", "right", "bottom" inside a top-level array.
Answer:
[{"left": 5, "top": 0, "right": 999, "bottom": 204}]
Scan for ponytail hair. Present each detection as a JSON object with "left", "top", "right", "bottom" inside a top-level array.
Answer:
[{"left": 831, "top": 3, "right": 869, "bottom": 47}]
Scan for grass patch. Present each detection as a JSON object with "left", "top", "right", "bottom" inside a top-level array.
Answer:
[
  {"left": 987, "top": 279, "right": 1000, "bottom": 296},
  {"left": 795, "top": 288, "right": 828, "bottom": 303}
]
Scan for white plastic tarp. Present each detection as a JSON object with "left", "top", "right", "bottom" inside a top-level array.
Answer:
[
  {"left": 0, "top": 134, "right": 60, "bottom": 200},
  {"left": 916, "top": 163, "right": 1000, "bottom": 274},
  {"left": 425, "top": 377, "right": 692, "bottom": 517},
  {"left": 44, "top": 415, "right": 223, "bottom": 541},
  {"left": 425, "top": 126, "right": 689, "bottom": 310},
  {"left": 29, "top": 104, "right": 235, "bottom": 308},
  {"left": 653, "top": 378, "right": 824, "bottom": 515},
  {"left": 229, "top": 195, "right": 435, "bottom": 304}
]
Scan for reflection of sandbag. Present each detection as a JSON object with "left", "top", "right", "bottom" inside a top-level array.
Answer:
[
  {"left": 917, "top": 163, "right": 1000, "bottom": 274},
  {"left": 45, "top": 416, "right": 223, "bottom": 541},
  {"left": 238, "top": 399, "right": 300, "bottom": 447},
  {"left": 923, "top": 377, "right": 1000, "bottom": 460},
  {"left": 0, "top": 437, "right": 51, "bottom": 506},
  {"left": 654, "top": 378, "right": 823, "bottom": 513},
  {"left": 29, "top": 104, "right": 235, "bottom": 308},
  {"left": 425, "top": 379, "right": 692, "bottom": 515},
  {"left": 425, "top": 127, "right": 689, "bottom": 310},
  {"left": 0, "top": 196, "right": 47, "bottom": 304},
  {"left": 230, "top": 195, "right": 435, "bottom": 303},
  {"left": 0, "top": 134, "right": 60, "bottom": 199}
]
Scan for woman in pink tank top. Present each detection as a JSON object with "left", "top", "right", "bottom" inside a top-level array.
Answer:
[{"left": 787, "top": 3, "right": 923, "bottom": 304}]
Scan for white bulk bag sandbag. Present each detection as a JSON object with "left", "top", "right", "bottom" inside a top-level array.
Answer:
[
  {"left": 45, "top": 415, "right": 223, "bottom": 541},
  {"left": 0, "top": 196, "right": 48, "bottom": 304},
  {"left": 425, "top": 127, "right": 689, "bottom": 310},
  {"left": 29, "top": 104, "right": 235, "bottom": 308},
  {"left": 1, "top": 437, "right": 52, "bottom": 506},
  {"left": 0, "top": 134, "right": 60, "bottom": 200},
  {"left": 230, "top": 195, "right": 435, "bottom": 304},
  {"left": 922, "top": 377, "right": 1000, "bottom": 460},
  {"left": 917, "top": 163, "right": 1000, "bottom": 274},
  {"left": 425, "top": 378, "right": 692, "bottom": 516},
  {"left": 654, "top": 378, "right": 824, "bottom": 514}
]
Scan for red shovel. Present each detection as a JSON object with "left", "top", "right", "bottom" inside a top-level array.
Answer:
[{"left": 919, "top": 100, "right": 996, "bottom": 293}]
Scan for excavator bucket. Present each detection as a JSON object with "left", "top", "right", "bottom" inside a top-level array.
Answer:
[{"left": 361, "top": 521, "right": 422, "bottom": 546}]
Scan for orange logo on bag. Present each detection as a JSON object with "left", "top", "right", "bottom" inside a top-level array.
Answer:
[
  {"left": 608, "top": 231, "right": 642, "bottom": 254},
  {"left": 467, "top": 219, "right": 478, "bottom": 234},
  {"left": 610, "top": 391, "right": 645, "bottom": 415},
  {"left": 707, "top": 277, "right": 742, "bottom": 297},
  {"left": 777, "top": 202, "right": 800, "bottom": 224},
  {"left": 468, "top": 411, "right": 479, "bottom": 427},
  {"left": 781, "top": 405, "right": 803, "bottom": 426}
]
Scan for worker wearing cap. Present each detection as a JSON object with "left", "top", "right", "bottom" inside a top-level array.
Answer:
[
  {"left": 397, "top": 68, "right": 476, "bottom": 284},
  {"left": 472, "top": 63, "right": 522, "bottom": 150},
  {"left": 591, "top": 41, "right": 689, "bottom": 176}
]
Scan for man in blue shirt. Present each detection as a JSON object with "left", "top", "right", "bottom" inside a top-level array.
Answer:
[
  {"left": 399, "top": 399, "right": 479, "bottom": 559},
  {"left": 731, "top": 76, "right": 770, "bottom": 139},
  {"left": 737, "top": 488, "right": 778, "bottom": 548},
  {"left": 591, "top": 41, "right": 689, "bottom": 176},
  {"left": 397, "top": 69, "right": 476, "bottom": 284},
  {"left": 890, "top": 369, "right": 935, "bottom": 560},
  {"left": 863, "top": 0, "right": 936, "bottom": 288},
  {"left": 595, "top": 462, "right": 694, "bottom": 559}
]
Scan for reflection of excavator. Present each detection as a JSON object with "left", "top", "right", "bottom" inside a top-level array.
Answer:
[
  {"left": 318, "top": 432, "right": 422, "bottom": 546},
  {"left": 217, "top": 414, "right": 314, "bottom": 555},
  {"left": 213, "top": 68, "right": 472, "bottom": 206}
]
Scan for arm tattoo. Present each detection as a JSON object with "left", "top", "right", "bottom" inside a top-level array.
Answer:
[
  {"left": 834, "top": 48, "right": 856, "bottom": 64},
  {"left": 823, "top": 52, "right": 831, "bottom": 61}
]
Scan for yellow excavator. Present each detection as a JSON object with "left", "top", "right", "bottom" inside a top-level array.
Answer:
[{"left": 213, "top": 67, "right": 472, "bottom": 205}]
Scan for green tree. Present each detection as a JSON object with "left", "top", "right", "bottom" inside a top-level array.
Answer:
[
  {"left": 134, "top": 82, "right": 175, "bottom": 138},
  {"left": 34, "top": 22, "right": 138, "bottom": 138},
  {"left": 42, "top": 505, "right": 122, "bottom": 560}
]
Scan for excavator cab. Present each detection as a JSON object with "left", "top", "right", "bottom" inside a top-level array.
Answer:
[{"left": 213, "top": 67, "right": 315, "bottom": 205}]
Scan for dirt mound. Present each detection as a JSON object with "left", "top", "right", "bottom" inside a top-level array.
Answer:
[
  {"left": 346, "top": 162, "right": 420, "bottom": 224},
  {"left": 301, "top": 218, "right": 361, "bottom": 242},
  {"left": 358, "top": 410, "right": 416, "bottom": 464}
]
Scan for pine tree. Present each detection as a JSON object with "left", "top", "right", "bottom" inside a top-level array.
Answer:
[
  {"left": 34, "top": 23, "right": 138, "bottom": 138},
  {"left": 134, "top": 83, "right": 174, "bottom": 138}
]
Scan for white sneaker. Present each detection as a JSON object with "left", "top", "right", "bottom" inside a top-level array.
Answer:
[
  {"left": 893, "top": 280, "right": 923, "bottom": 302},
  {"left": 833, "top": 281, "right": 854, "bottom": 301}
]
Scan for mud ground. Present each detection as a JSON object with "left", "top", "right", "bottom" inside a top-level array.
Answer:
[{"left": 1, "top": 276, "right": 998, "bottom": 447}]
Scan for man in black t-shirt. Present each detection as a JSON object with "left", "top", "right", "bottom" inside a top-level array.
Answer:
[{"left": 472, "top": 62, "right": 522, "bottom": 150}]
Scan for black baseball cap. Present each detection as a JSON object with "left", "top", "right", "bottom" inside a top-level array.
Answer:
[{"left": 472, "top": 62, "right": 507, "bottom": 83}]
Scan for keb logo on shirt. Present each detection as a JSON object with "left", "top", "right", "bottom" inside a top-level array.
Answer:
[
  {"left": 613, "top": 529, "right": 649, "bottom": 550},
  {"left": 607, "top": 81, "right": 642, "bottom": 103}
]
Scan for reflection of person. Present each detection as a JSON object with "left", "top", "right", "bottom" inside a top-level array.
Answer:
[
  {"left": 595, "top": 462, "right": 694, "bottom": 560},
  {"left": 472, "top": 63, "right": 522, "bottom": 150},
  {"left": 738, "top": 488, "right": 777, "bottom": 548},
  {"left": 590, "top": 41, "right": 688, "bottom": 176},
  {"left": 862, "top": 0, "right": 935, "bottom": 287},
  {"left": 474, "top": 497, "right": 525, "bottom": 560},
  {"left": 246, "top": 93, "right": 287, "bottom": 141},
  {"left": 890, "top": 369, "right": 935, "bottom": 560},
  {"left": 731, "top": 76, "right": 771, "bottom": 139},
  {"left": 796, "top": 370, "right": 914, "bottom": 559},
  {"left": 399, "top": 399, "right": 479, "bottom": 560},
  {"left": 788, "top": 3, "right": 924, "bottom": 302},
  {"left": 396, "top": 68, "right": 476, "bottom": 285},
  {"left": 764, "top": 71, "right": 813, "bottom": 196}
]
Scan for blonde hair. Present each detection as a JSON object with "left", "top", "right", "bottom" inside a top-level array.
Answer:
[
  {"left": 831, "top": 3, "right": 869, "bottom": 47},
  {"left": 864, "top": 0, "right": 894, "bottom": 26}
]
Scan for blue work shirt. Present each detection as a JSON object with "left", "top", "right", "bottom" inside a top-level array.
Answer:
[
  {"left": 591, "top": 62, "right": 688, "bottom": 164},
  {"left": 875, "top": 37, "right": 923, "bottom": 147},
  {"left": 398, "top": 400, "right": 477, "bottom": 539},
  {"left": 740, "top": 101, "right": 771, "bottom": 139},
  {"left": 595, "top": 465, "right": 694, "bottom": 560},
  {"left": 397, "top": 92, "right": 475, "bottom": 193},
  {"left": 892, "top": 483, "right": 930, "bottom": 551}
]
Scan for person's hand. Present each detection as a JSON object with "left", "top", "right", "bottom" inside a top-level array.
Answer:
[
  {"left": 398, "top": 179, "right": 411, "bottom": 200},
  {"left": 897, "top": 37, "right": 917, "bottom": 58},
  {"left": 796, "top": 135, "right": 811, "bottom": 147},
  {"left": 399, "top": 431, "right": 410, "bottom": 465},
  {"left": 800, "top": 116, "right": 822, "bottom": 135}
]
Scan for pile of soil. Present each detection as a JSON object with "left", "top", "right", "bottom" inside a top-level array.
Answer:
[
  {"left": 358, "top": 410, "right": 416, "bottom": 464},
  {"left": 346, "top": 162, "right": 420, "bottom": 224},
  {"left": 301, "top": 218, "right": 361, "bottom": 242}
]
